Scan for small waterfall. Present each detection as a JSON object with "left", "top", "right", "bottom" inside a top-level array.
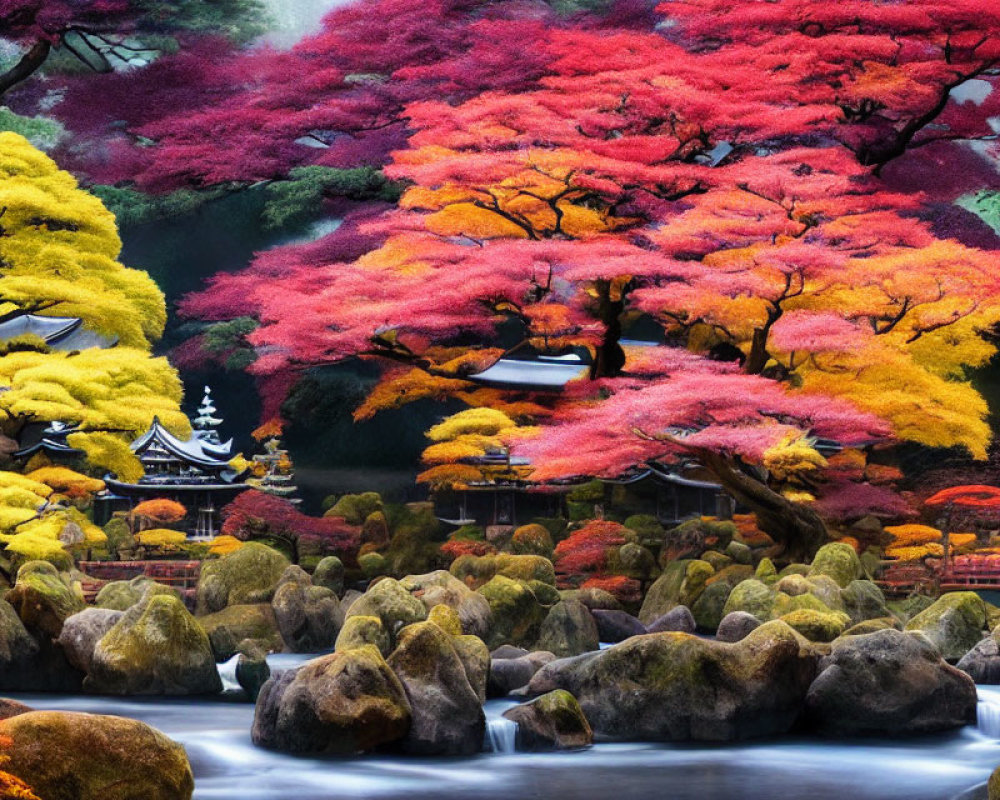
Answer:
[
  {"left": 217, "top": 654, "right": 242, "bottom": 694},
  {"left": 976, "top": 687, "right": 1000, "bottom": 737},
  {"left": 484, "top": 717, "right": 518, "bottom": 754}
]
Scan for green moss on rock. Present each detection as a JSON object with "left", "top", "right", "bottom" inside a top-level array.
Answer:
[
  {"left": 779, "top": 608, "right": 850, "bottom": 642},
  {"left": 809, "top": 543, "right": 862, "bottom": 588},
  {"left": 196, "top": 542, "right": 290, "bottom": 615}
]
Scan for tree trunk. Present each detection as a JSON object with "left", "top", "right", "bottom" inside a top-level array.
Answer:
[
  {"left": 589, "top": 280, "right": 626, "bottom": 379},
  {"left": 698, "top": 450, "right": 827, "bottom": 562},
  {"left": 0, "top": 39, "right": 51, "bottom": 100}
]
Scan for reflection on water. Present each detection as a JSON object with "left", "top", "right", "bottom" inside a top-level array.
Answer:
[{"left": 5, "top": 666, "right": 1000, "bottom": 800}]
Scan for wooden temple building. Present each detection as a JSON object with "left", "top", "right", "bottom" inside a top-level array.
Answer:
[{"left": 97, "top": 388, "right": 248, "bottom": 537}]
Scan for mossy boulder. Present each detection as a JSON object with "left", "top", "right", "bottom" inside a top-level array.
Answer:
[
  {"left": 102, "top": 517, "right": 136, "bottom": 559},
  {"left": 755, "top": 558, "right": 778, "bottom": 583},
  {"left": 637, "top": 560, "right": 690, "bottom": 625},
  {"left": 478, "top": 575, "right": 547, "bottom": 650},
  {"left": 905, "top": 591, "right": 988, "bottom": 661},
  {"left": 451, "top": 633, "right": 490, "bottom": 703},
  {"left": 840, "top": 579, "right": 889, "bottom": 626},
  {"left": 198, "top": 603, "right": 283, "bottom": 661},
  {"left": 253, "top": 645, "right": 411, "bottom": 754},
  {"left": 326, "top": 491, "right": 383, "bottom": 525},
  {"left": 87, "top": 591, "right": 222, "bottom": 695},
  {"left": 235, "top": 641, "right": 271, "bottom": 701},
  {"left": 5, "top": 560, "right": 84, "bottom": 638},
  {"left": 361, "top": 511, "right": 391, "bottom": 549},
  {"left": 335, "top": 614, "right": 391, "bottom": 656},
  {"left": 57, "top": 608, "right": 123, "bottom": 673},
  {"left": 888, "top": 593, "right": 935, "bottom": 623},
  {"left": 706, "top": 564, "right": 755, "bottom": 589},
  {"left": 772, "top": 590, "right": 832, "bottom": 618},
  {"left": 778, "top": 608, "right": 850, "bottom": 642},
  {"left": 559, "top": 587, "right": 623, "bottom": 612},
  {"left": 526, "top": 579, "right": 561, "bottom": 606},
  {"left": 503, "top": 689, "right": 593, "bottom": 750},
  {"left": 804, "top": 629, "right": 977, "bottom": 735},
  {"left": 95, "top": 576, "right": 178, "bottom": 611},
  {"left": 842, "top": 618, "right": 900, "bottom": 637},
  {"left": 722, "top": 579, "right": 775, "bottom": 621},
  {"left": 346, "top": 577, "right": 427, "bottom": 640},
  {"left": 661, "top": 518, "right": 736, "bottom": 563},
  {"left": 387, "top": 621, "right": 486, "bottom": 755},
  {"left": 428, "top": 603, "right": 462, "bottom": 635},
  {"left": 382, "top": 502, "right": 442, "bottom": 576},
  {"left": 536, "top": 601, "right": 599, "bottom": 657},
  {"left": 528, "top": 621, "right": 818, "bottom": 741},
  {"left": 271, "top": 566, "right": 343, "bottom": 653},
  {"left": 511, "top": 524, "right": 554, "bottom": 558},
  {"left": 692, "top": 581, "right": 733, "bottom": 632},
  {"left": 0, "top": 598, "right": 39, "bottom": 689},
  {"left": 0, "top": 710, "right": 194, "bottom": 800},
  {"left": 359, "top": 551, "right": 388, "bottom": 578},
  {"left": 990, "top": 766, "right": 1000, "bottom": 800},
  {"left": 808, "top": 543, "right": 862, "bottom": 588},
  {"left": 196, "top": 542, "right": 290, "bottom": 615},
  {"left": 623, "top": 514, "right": 665, "bottom": 547},
  {"left": 617, "top": 543, "right": 658, "bottom": 580},
  {"left": 724, "top": 541, "right": 752, "bottom": 565},
  {"left": 399, "top": 570, "right": 492, "bottom": 639},
  {"left": 495, "top": 554, "right": 556, "bottom": 585},
  {"left": 312, "top": 556, "right": 345, "bottom": 595}
]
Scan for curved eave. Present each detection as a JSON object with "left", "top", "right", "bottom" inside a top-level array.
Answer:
[{"left": 104, "top": 477, "right": 250, "bottom": 495}]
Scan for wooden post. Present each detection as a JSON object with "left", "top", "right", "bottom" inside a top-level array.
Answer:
[{"left": 941, "top": 502, "right": 953, "bottom": 579}]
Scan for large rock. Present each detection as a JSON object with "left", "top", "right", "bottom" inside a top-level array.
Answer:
[
  {"left": 558, "top": 588, "right": 623, "bottom": 612},
  {"left": 840, "top": 579, "right": 890, "bottom": 626},
  {"left": 808, "top": 543, "right": 862, "bottom": 588},
  {"left": 387, "top": 621, "right": 485, "bottom": 755},
  {"left": 311, "top": 556, "right": 345, "bottom": 595},
  {"left": 528, "top": 621, "right": 817, "bottom": 741},
  {"left": 905, "top": 591, "right": 988, "bottom": 661},
  {"left": 399, "top": 570, "right": 492, "bottom": 639},
  {"left": 197, "top": 603, "right": 284, "bottom": 661},
  {"left": 0, "top": 599, "right": 39, "bottom": 689},
  {"left": 271, "top": 566, "right": 343, "bottom": 653},
  {"left": 957, "top": 629, "right": 1000, "bottom": 684},
  {"left": 715, "top": 611, "right": 762, "bottom": 643},
  {"left": 591, "top": 609, "right": 646, "bottom": 643},
  {"left": 451, "top": 634, "right": 490, "bottom": 703},
  {"left": 647, "top": 605, "right": 696, "bottom": 634},
  {"left": 57, "top": 608, "right": 123, "bottom": 673},
  {"left": 778, "top": 608, "right": 849, "bottom": 642},
  {"left": 488, "top": 651, "right": 556, "bottom": 698},
  {"left": 721, "top": 579, "right": 774, "bottom": 620},
  {"left": 235, "top": 641, "right": 271, "bottom": 701},
  {"left": 196, "top": 542, "right": 290, "bottom": 614},
  {"left": 0, "top": 710, "right": 194, "bottom": 800},
  {"left": 87, "top": 591, "right": 223, "bottom": 695},
  {"left": 536, "top": 601, "right": 599, "bottom": 657},
  {"left": 691, "top": 581, "right": 733, "bottom": 632},
  {"left": 336, "top": 614, "right": 391, "bottom": 656},
  {"left": 94, "top": 576, "right": 177, "bottom": 611},
  {"left": 252, "top": 645, "right": 411, "bottom": 754},
  {"left": 503, "top": 689, "right": 593, "bottom": 751},
  {"left": 5, "top": 561, "right": 84, "bottom": 638},
  {"left": 478, "top": 575, "right": 547, "bottom": 650},
  {"left": 638, "top": 561, "right": 706, "bottom": 624},
  {"left": 345, "top": 578, "right": 427, "bottom": 638},
  {"left": 804, "top": 629, "right": 977, "bottom": 735}
]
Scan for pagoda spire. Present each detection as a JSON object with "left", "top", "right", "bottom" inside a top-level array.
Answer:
[{"left": 193, "top": 385, "right": 223, "bottom": 444}]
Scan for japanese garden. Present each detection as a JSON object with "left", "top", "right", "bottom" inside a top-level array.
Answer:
[{"left": 3, "top": 0, "right": 1000, "bottom": 798}]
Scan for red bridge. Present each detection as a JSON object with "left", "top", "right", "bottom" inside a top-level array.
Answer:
[
  {"left": 78, "top": 560, "right": 201, "bottom": 607},
  {"left": 877, "top": 555, "right": 1000, "bottom": 595}
]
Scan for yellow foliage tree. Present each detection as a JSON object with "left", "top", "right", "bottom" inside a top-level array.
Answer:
[
  {"left": 418, "top": 408, "right": 536, "bottom": 489},
  {"left": 0, "top": 134, "right": 188, "bottom": 476},
  {"left": 884, "top": 523, "right": 977, "bottom": 561}
]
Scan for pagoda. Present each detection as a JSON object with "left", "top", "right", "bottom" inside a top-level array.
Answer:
[
  {"left": 246, "top": 435, "right": 300, "bottom": 503},
  {"left": 100, "top": 389, "right": 248, "bottom": 537}
]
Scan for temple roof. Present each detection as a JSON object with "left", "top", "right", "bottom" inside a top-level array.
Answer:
[
  {"left": 13, "top": 421, "right": 84, "bottom": 458},
  {"left": 0, "top": 314, "right": 117, "bottom": 350},
  {"left": 468, "top": 353, "right": 589, "bottom": 390},
  {"left": 131, "top": 417, "right": 234, "bottom": 469}
]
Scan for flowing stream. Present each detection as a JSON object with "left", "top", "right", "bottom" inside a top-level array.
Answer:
[{"left": 6, "top": 659, "right": 1000, "bottom": 800}]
